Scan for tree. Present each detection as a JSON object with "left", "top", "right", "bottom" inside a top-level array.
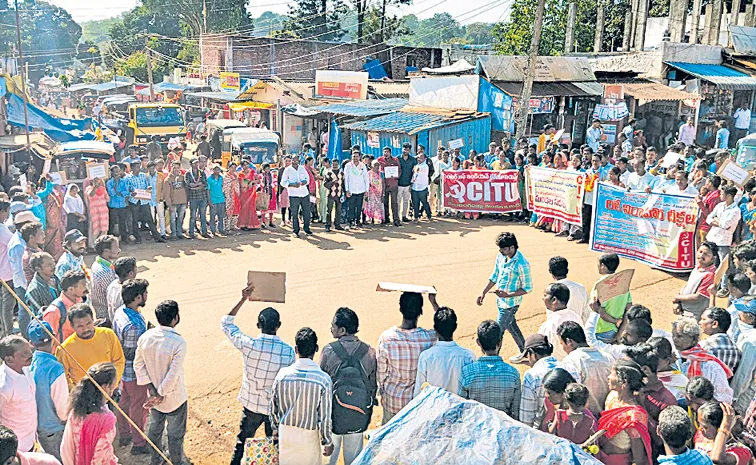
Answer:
[
  {"left": 139, "top": 0, "right": 250, "bottom": 36},
  {"left": 400, "top": 12, "right": 463, "bottom": 47},
  {"left": 464, "top": 22, "right": 495, "bottom": 44},
  {"left": 649, "top": 0, "right": 669, "bottom": 17},
  {"left": 282, "top": 0, "right": 345, "bottom": 42},
  {"left": 77, "top": 41, "right": 100, "bottom": 66},
  {"left": 81, "top": 16, "right": 123, "bottom": 45},
  {"left": 253, "top": 11, "right": 287, "bottom": 36},
  {"left": 602, "top": 0, "right": 629, "bottom": 52},
  {"left": 114, "top": 51, "right": 149, "bottom": 83}
]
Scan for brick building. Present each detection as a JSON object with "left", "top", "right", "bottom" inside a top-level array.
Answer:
[{"left": 199, "top": 35, "right": 442, "bottom": 80}]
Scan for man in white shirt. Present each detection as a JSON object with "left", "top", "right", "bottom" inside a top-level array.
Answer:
[
  {"left": 556, "top": 321, "right": 613, "bottom": 416},
  {"left": 343, "top": 150, "right": 369, "bottom": 230},
  {"left": 0, "top": 335, "right": 36, "bottom": 453},
  {"left": 414, "top": 305, "right": 474, "bottom": 397},
  {"left": 411, "top": 151, "right": 433, "bottom": 222},
  {"left": 585, "top": 312, "right": 653, "bottom": 360},
  {"left": 548, "top": 256, "right": 589, "bottom": 322},
  {"left": 279, "top": 156, "right": 313, "bottom": 237},
  {"left": 626, "top": 158, "right": 655, "bottom": 192},
  {"left": 586, "top": 119, "right": 603, "bottom": 153},
  {"left": 537, "top": 283, "right": 583, "bottom": 360},
  {"left": 0, "top": 200, "right": 14, "bottom": 340},
  {"left": 662, "top": 170, "right": 698, "bottom": 196},
  {"left": 134, "top": 300, "right": 188, "bottom": 465},
  {"left": 733, "top": 102, "right": 751, "bottom": 144},
  {"left": 679, "top": 117, "right": 697, "bottom": 146},
  {"left": 706, "top": 185, "right": 742, "bottom": 265},
  {"left": 617, "top": 157, "right": 632, "bottom": 189},
  {"left": 106, "top": 256, "right": 137, "bottom": 323}
]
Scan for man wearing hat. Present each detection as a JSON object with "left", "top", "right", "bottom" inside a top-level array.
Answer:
[
  {"left": 377, "top": 147, "right": 401, "bottom": 227},
  {"left": 55, "top": 229, "right": 86, "bottom": 281},
  {"left": 7, "top": 210, "right": 37, "bottom": 338},
  {"left": 518, "top": 334, "right": 560, "bottom": 429},
  {"left": 28, "top": 320, "right": 67, "bottom": 461},
  {"left": 0, "top": 200, "right": 15, "bottom": 340},
  {"left": 124, "top": 160, "right": 164, "bottom": 244},
  {"left": 732, "top": 296, "right": 756, "bottom": 413}
]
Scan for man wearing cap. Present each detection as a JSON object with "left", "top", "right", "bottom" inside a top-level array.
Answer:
[
  {"left": 731, "top": 297, "right": 756, "bottom": 413},
  {"left": 186, "top": 159, "right": 209, "bottom": 239},
  {"left": 106, "top": 164, "right": 133, "bottom": 244},
  {"left": 28, "top": 320, "right": 67, "bottom": 461},
  {"left": 0, "top": 200, "right": 15, "bottom": 340},
  {"left": 0, "top": 335, "right": 36, "bottom": 453},
  {"left": 25, "top": 252, "right": 61, "bottom": 317},
  {"left": 124, "top": 160, "right": 164, "bottom": 244},
  {"left": 397, "top": 143, "right": 416, "bottom": 222},
  {"left": 8, "top": 210, "right": 36, "bottom": 338},
  {"left": 518, "top": 334, "right": 561, "bottom": 429},
  {"left": 377, "top": 147, "right": 401, "bottom": 227},
  {"left": 54, "top": 229, "right": 86, "bottom": 281}
]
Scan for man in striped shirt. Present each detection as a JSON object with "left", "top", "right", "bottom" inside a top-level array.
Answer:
[
  {"left": 223, "top": 284, "right": 295, "bottom": 465},
  {"left": 90, "top": 235, "right": 120, "bottom": 322},
  {"left": 270, "top": 327, "right": 334, "bottom": 465}
]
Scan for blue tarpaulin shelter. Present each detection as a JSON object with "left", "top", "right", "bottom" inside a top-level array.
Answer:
[
  {"left": 327, "top": 118, "right": 344, "bottom": 161},
  {"left": 354, "top": 387, "right": 602, "bottom": 465},
  {"left": 7, "top": 94, "right": 96, "bottom": 142}
]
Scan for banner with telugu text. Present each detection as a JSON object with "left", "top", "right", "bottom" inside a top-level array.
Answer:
[
  {"left": 525, "top": 166, "right": 585, "bottom": 224},
  {"left": 441, "top": 170, "right": 521, "bottom": 213},
  {"left": 590, "top": 182, "right": 699, "bottom": 272}
]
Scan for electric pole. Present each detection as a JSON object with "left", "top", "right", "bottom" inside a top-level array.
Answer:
[
  {"left": 145, "top": 34, "right": 154, "bottom": 102},
  {"left": 515, "top": 0, "right": 547, "bottom": 139},
  {"left": 13, "top": 0, "right": 30, "bottom": 151}
]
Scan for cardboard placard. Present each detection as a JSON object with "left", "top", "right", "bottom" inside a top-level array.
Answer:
[
  {"left": 448, "top": 138, "right": 464, "bottom": 150},
  {"left": 133, "top": 188, "right": 152, "bottom": 200},
  {"left": 711, "top": 255, "right": 729, "bottom": 307},
  {"left": 717, "top": 159, "right": 751, "bottom": 187},
  {"left": 376, "top": 282, "right": 437, "bottom": 294},
  {"left": 247, "top": 271, "right": 286, "bottom": 303},
  {"left": 384, "top": 166, "right": 399, "bottom": 179},
  {"left": 661, "top": 151, "right": 683, "bottom": 168},
  {"left": 49, "top": 171, "right": 67, "bottom": 185},
  {"left": 595, "top": 269, "right": 635, "bottom": 304},
  {"left": 86, "top": 163, "right": 108, "bottom": 180}
]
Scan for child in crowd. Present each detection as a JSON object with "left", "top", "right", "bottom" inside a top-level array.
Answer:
[
  {"left": 674, "top": 242, "right": 718, "bottom": 321},
  {"left": 650, "top": 337, "right": 688, "bottom": 400},
  {"left": 589, "top": 253, "right": 632, "bottom": 343},
  {"left": 549, "top": 383, "right": 597, "bottom": 445}
]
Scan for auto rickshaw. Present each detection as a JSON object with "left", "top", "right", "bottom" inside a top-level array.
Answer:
[
  {"left": 52, "top": 140, "right": 114, "bottom": 185},
  {"left": 204, "top": 119, "right": 247, "bottom": 160},
  {"left": 736, "top": 133, "right": 756, "bottom": 170},
  {"left": 225, "top": 127, "right": 280, "bottom": 169}
]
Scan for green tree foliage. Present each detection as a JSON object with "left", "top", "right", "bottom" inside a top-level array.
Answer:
[
  {"left": 602, "top": 0, "right": 628, "bottom": 52},
  {"left": 114, "top": 51, "right": 149, "bottom": 83},
  {"left": 282, "top": 0, "right": 346, "bottom": 42},
  {"left": 397, "top": 13, "right": 493, "bottom": 47},
  {"left": 649, "top": 0, "right": 670, "bottom": 17},
  {"left": 76, "top": 41, "right": 100, "bottom": 66},
  {"left": 253, "top": 11, "right": 287, "bottom": 36},
  {"left": 464, "top": 22, "right": 495, "bottom": 44},
  {"left": 81, "top": 16, "right": 122, "bottom": 45}
]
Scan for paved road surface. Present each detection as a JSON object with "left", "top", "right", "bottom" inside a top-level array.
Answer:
[{"left": 116, "top": 217, "right": 684, "bottom": 464}]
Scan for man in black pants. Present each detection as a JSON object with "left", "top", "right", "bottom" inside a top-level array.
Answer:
[
  {"left": 106, "top": 164, "right": 132, "bottom": 242},
  {"left": 578, "top": 153, "right": 602, "bottom": 244},
  {"left": 125, "top": 160, "right": 165, "bottom": 243}
]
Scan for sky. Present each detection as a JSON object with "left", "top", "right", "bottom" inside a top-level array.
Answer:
[{"left": 46, "top": 0, "right": 511, "bottom": 25}]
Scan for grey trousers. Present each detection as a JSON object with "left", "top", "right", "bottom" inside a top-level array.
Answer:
[
  {"left": 38, "top": 429, "right": 64, "bottom": 462},
  {"left": 0, "top": 281, "right": 15, "bottom": 339},
  {"left": 148, "top": 401, "right": 188, "bottom": 465}
]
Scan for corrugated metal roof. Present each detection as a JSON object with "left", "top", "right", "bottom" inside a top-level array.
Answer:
[
  {"left": 666, "top": 62, "right": 756, "bottom": 89},
  {"left": 308, "top": 98, "right": 408, "bottom": 117},
  {"left": 477, "top": 56, "right": 596, "bottom": 82},
  {"left": 496, "top": 81, "right": 602, "bottom": 97},
  {"left": 68, "top": 80, "right": 134, "bottom": 93},
  {"left": 136, "top": 82, "right": 192, "bottom": 96},
  {"left": 184, "top": 91, "right": 240, "bottom": 101},
  {"left": 342, "top": 111, "right": 483, "bottom": 135},
  {"left": 621, "top": 83, "right": 700, "bottom": 101}
]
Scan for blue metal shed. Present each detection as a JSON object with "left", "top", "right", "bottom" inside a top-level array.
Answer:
[{"left": 343, "top": 111, "right": 492, "bottom": 157}]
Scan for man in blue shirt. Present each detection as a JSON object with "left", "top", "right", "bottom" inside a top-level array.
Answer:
[
  {"left": 207, "top": 165, "right": 226, "bottom": 236},
  {"left": 715, "top": 120, "right": 730, "bottom": 150},
  {"left": 28, "top": 320, "right": 68, "bottom": 462},
  {"left": 124, "top": 161, "right": 165, "bottom": 244},
  {"left": 121, "top": 145, "right": 141, "bottom": 168},
  {"left": 106, "top": 164, "right": 132, "bottom": 243}
]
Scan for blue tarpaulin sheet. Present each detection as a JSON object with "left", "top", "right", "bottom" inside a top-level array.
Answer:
[
  {"left": 354, "top": 387, "right": 603, "bottom": 465},
  {"left": 7, "top": 94, "right": 95, "bottom": 142},
  {"left": 327, "top": 118, "right": 343, "bottom": 161},
  {"left": 364, "top": 59, "right": 388, "bottom": 80}
]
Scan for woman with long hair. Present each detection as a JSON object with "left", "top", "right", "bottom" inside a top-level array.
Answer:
[
  {"left": 540, "top": 368, "right": 577, "bottom": 432},
  {"left": 60, "top": 362, "right": 120, "bottom": 465},
  {"left": 237, "top": 161, "right": 261, "bottom": 231},
  {"left": 589, "top": 359, "right": 652, "bottom": 465}
]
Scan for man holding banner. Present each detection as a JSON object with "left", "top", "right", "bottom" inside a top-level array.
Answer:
[{"left": 578, "top": 155, "right": 601, "bottom": 244}]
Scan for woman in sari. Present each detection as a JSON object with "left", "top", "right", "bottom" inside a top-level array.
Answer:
[
  {"left": 237, "top": 161, "right": 261, "bottom": 231},
  {"left": 695, "top": 402, "right": 753, "bottom": 465},
  {"left": 61, "top": 362, "right": 119, "bottom": 465},
  {"left": 85, "top": 177, "right": 110, "bottom": 242},
  {"left": 259, "top": 163, "right": 277, "bottom": 228},
  {"left": 223, "top": 161, "right": 241, "bottom": 232},
  {"left": 589, "top": 359, "right": 652, "bottom": 465},
  {"left": 363, "top": 160, "right": 384, "bottom": 224},
  {"left": 536, "top": 152, "right": 565, "bottom": 232},
  {"left": 44, "top": 183, "right": 66, "bottom": 260}
]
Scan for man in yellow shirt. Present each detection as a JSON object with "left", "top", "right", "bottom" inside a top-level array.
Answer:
[{"left": 56, "top": 303, "right": 125, "bottom": 389}]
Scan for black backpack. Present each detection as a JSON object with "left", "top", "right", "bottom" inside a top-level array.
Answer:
[{"left": 329, "top": 341, "right": 373, "bottom": 435}]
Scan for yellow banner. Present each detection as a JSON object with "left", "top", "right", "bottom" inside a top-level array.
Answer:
[{"left": 228, "top": 101, "right": 273, "bottom": 111}]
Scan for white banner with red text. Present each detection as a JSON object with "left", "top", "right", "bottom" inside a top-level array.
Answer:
[{"left": 525, "top": 166, "right": 586, "bottom": 224}]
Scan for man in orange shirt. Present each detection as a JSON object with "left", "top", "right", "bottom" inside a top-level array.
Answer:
[{"left": 42, "top": 270, "right": 88, "bottom": 343}]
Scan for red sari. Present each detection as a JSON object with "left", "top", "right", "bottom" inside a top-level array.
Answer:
[
  {"left": 44, "top": 187, "right": 66, "bottom": 260},
  {"left": 598, "top": 406, "right": 652, "bottom": 465},
  {"left": 237, "top": 171, "right": 260, "bottom": 229},
  {"left": 694, "top": 430, "right": 753, "bottom": 465}
]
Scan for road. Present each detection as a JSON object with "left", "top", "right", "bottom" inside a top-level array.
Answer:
[{"left": 115, "top": 217, "right": 684, "bottom": 464}]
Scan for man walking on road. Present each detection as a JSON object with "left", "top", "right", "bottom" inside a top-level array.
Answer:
[
  {"left": 222, "top": 284, "right": 295, "bottom": 465},
  {"left": 134, "top": 300, "right": 188, "bottom": 465},
  {"left": 270, "top": 327, "right": 334, "bottom": 465},
  {"left": 477, "top": 232, "right": 533, "bottom": 352},
  {"left": 378, "top": 147, "right": 401, "bottom": 226}
]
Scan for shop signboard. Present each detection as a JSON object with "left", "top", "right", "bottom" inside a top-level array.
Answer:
[{"left": 528, "top": 97, "right": 555, "bottom": 114}]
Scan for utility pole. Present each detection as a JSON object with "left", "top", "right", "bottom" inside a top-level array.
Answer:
[
  {"left": 203, "top": 0, "right": 207, "bottom": 33},
  {"left": 145, "top": 34, "right": 154, "bottom": 102},
  {"left": 515, "top": 0, "right": 546, "bottom": 139},
  {"left": 594, "top": 2, "right": 605, "bottom": 52},
  {"left": 13, "top": 0, "right": 30, "bottom": 151},
  {"left": 564, "top": 3, "right": 577, "bottom": 54}
]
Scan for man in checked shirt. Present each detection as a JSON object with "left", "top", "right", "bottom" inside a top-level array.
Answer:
[
  {"left": 699, "top": 307, "right": 741, "bottom": 373},
  {"left": 222, "top": 284, "right": 295, "bottom": 465}
]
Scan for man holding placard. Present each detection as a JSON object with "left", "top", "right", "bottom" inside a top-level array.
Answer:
[
  {"left": 124, "top": 161, "right": 164, "bottom": 244},
  {"left": 378, "top": 147, "right": 400, "bottom": 227}
]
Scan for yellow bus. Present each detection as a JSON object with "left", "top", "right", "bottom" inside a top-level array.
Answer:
[{"left": 125, "top": 103, "right": 186, "bottom": 148}]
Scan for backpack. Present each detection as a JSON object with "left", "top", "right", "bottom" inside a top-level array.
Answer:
[{"left": 329, "top": 341, "right": 373, "bottom": 435}]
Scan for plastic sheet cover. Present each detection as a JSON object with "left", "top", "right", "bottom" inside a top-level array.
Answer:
[{"left": 354, "top": 387, "right": 602, "bottom": 465}]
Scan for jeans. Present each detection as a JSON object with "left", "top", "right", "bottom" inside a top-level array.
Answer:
[
  {"left": 116, "top": 380, "right": 149, "bottom": 446},
  {"left": 289, "top": 195, "right": 311, "bottom": 235},
  {"left": 109, "top": 207, "right": 130, "bottom": 241},
  {"left": 16, "top": 287, "right": 28, "bottom": 339},
  {"left": 347, "top": 193, "right": 365, "bottom": 224},
  {"left": 148, "top": 401, "right": 187, "bottom": 465},
  {"left": 497, "top": 305, "right": 525, "bottom": 352},
  {"left": 169, "top": 204, "right": 187, "bottom": 238},
  {"left": 718, "top": 246, "right": 732, "bottom": 290},
  {"left": 382, "top": 185, "right": 399, "bottom": 224},
  {"left": 328, "top": 433, "right": 364, "bottom": 465},
  {"left": 0, "top": 280, "right": 15, "bottom": 339},
  {"left": 209, "top": 202, "right": 227, "bottom": 234},
  {"left": 326, "top": 197, "right": 341, "bottom": 228},
  {"left": 398, "top": 186, "right": 411, "bottom": 218},
  {"left": 38, "top": 429, "right": 64, "bottom": 462},
  {"left": 230, "top": 408, "right": 273, "bottom": 465},
  {"left": 411, "top": 188, "right": 431, "bottom": 219},
  {"left": 596, "top": 330, "right": 617, "bottom": 343},
  {"left": 189, "top": 199, "right": 208, "bottom": 236},
  {"left": 129, "top": 203, "right": 160, "bottom": 242}
]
